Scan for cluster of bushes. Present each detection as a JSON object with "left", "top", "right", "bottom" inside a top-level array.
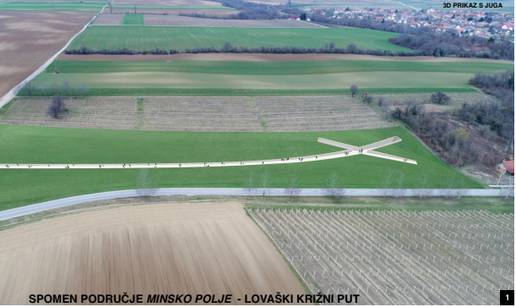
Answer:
[
  {"left": 390, "top": 32, "right": 513, "bottom": 60},
  {"left": 209, "top": 0, "right": 284, "bottom": 19},
  {"left": 457, "top": 71, "right": 514, "bottom": 141},
  {"left": 431, "top": 92, "right": 450, "bottom": 105},
  {"left": 390, "top": 71, "right": 513, "bottom": 168},
  {"left": 392, "top": 103, "right": 504, "bottom": 167},
  {"left": 65, "top": 43, "right": 419, "bottom": 56},
  {"left": 310, "top": 11, "right": 513, "bottom": 60}
]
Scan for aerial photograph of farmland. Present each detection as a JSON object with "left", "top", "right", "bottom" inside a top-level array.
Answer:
[{"left": 0, "top": 0, "right": 513, "bottom": 305}]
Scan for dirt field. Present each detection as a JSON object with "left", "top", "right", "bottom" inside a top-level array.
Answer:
[
  {"left": 106, "top": 13, "right": 320, "bottom": 27},
  {"left": 113, "top": 0, "right": 224, "bottom": 6},
  {"left": 1, "top": 96, "right": 393, "bottom": 131},
  {"left": 94, "top": 13, "right": 321, "bottom": 27},
  {"left": 0, "top": 200, "right": 304, "bottom": 304},
  {"left": 0, "top": 11, "right": 94, "bottom": 98},
  {"left": 109, "top": 7, "right": 236, "bottom": 16}
]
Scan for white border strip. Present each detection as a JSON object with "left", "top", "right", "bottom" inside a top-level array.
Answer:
[
  {"left": 0, "top": 188, "right": 512, "bottom": 221},
  {"left": 0, "top": 5, "right": 106, "bottom": 109}
]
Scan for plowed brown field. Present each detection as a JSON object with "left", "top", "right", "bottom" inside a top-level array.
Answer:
[
  {"left": 0, "top": 201, "right": 304, "bottom": 304},
  {"left": 0, "top": 11, "right": 94, "bottom": 98}
]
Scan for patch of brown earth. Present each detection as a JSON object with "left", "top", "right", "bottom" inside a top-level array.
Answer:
[
  {"left": 0, "top": 11, "right": 95, "bottom": 97},
  {"left": 0, "top": 201, "right": 304, "bottom": 304}
]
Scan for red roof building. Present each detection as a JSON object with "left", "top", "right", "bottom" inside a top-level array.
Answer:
[{"left": 503, "top": 160, "right": 514, "bottom": 175}]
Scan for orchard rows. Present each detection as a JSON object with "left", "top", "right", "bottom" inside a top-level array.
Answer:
[{"left": 248, "top": 208, "right": 513, "bottom": 304}]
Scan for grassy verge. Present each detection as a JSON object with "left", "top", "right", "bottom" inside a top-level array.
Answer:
[{"left": 0, "top": 125, "right": 482, "bottom": 210}]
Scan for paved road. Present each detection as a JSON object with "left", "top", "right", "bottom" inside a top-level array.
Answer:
[{"left": 0, "top": 187, "right": 511, "bottom": 221}]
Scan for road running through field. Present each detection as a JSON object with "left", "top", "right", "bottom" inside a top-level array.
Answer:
[
  {"left": 0, "top": 136, "right": 417, "bottom": 169},
  {"left": 0, "top": 188, "right": 511, "bottom": 221}
]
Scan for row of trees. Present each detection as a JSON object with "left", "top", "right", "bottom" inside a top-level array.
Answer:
[{"left": 66, "top": 43, "right": 420, "bottom": 56}]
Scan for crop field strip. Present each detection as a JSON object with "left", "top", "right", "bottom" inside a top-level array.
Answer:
[
  {"left": 122, "top": 13, "right": 144, "bottom": 25},
  {"left": 139, "top": 14, "right": 321, "bottom": 27},
  {"left": 248, "top": 208, "right": 514, "bottom": 304},
  {"left": 66, "top": 25, "right": 409, "bottom": 52},
  {"left": 0, "top": 1, "right": 233, "bottom": 11},
  {"left": 1, "top": 96, "right": 393, "bottom": 131},
  {"left": 0, "top": 125, "right": 482, "bottom": 210},
  {"left": 94, "top": 13, "right": 322, "bottom": 28},
  {"left": 22, "top": 58, "right": 511, "bottom": 96}
]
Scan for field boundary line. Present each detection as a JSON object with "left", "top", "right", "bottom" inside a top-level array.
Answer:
[
  {"left": 0, "top": 5, "right": 107, "bottom": 109},
  {"left": 0, "top": 188, "right": 512, "bottom": 221}
]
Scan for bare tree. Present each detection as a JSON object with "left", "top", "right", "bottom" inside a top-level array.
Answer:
[
  {"left": 350, "top": 84, "right": 358, "bottom": 97},
  {"left": 107, "top": 0, "right": 113, "bottom": 13},
  {"left": 47, "top": 96, "right": 67, "bottom": 119}
]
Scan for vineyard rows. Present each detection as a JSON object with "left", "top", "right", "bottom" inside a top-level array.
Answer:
[{"left": 248, "top": 208, "right": 513, "bottom": 304}]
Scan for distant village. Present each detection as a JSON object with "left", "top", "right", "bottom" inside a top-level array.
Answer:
[{"left": 308, "top": 7, "right": 513, "bottom": 40}]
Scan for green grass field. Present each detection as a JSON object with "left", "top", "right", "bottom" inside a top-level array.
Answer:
[
  {"left": 22, "top": 58, "right": 512, "bottom": 96},
  {"left": 67, "top": 26, "right": 409, "bottom": 52},
  {"left": 122, "top": 13, "right": 144, "bottom": 25},
  {"left": 0, "top": 125, "right": 482, "bottom": 210}
]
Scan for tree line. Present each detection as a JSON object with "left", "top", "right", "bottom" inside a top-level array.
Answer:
[{"left": 66, "top": 43, "right": 419, "bottom": 56}]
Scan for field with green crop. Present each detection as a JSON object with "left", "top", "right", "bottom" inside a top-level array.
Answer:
[
  {"left": 122, "top": 13, "right": 144, "bottom": 25},
  {"left": 21, "top": 58, "right": 512, "bottom": 96},
  {"left": 0, "top": 125, "right": 482, "bottom": 210},
  {"left": 67, "top": 25, "right": 409, "bottom": 52}
]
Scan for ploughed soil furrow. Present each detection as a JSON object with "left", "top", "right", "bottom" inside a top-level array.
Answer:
[
  {"left": 0, "top": 201, "right": 304, "bottom": 304},
  {"left": 0, "top": 11, "right": 94, "bottom": 98}
]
